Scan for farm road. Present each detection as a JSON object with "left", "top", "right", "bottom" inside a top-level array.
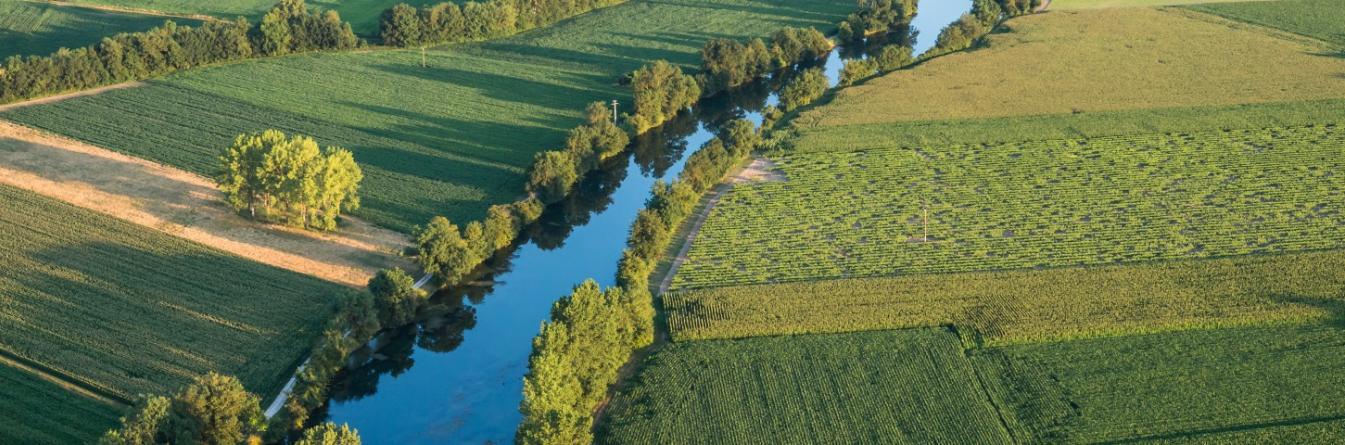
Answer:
[{"left": 0, "top": 120, "right": 412, "bottom": 287}]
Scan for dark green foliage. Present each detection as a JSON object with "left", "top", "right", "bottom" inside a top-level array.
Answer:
[
  {"left": 600, "top": 329, "right": 1013, "bottom": 444},
  {"left": 768, "top": 27, "right": 831, "bottom": 69},
  {"left": 996, "top": 0, "right": 1041, "bottom": 17},
  {"left": 838, "top": 0, "right": 917, "bottom": 43},
  {"left": 837, "top": 58, "right": 876, "bottom": 86},
  {"left": 517, "top": 281, "right": 654, "bottom": 445},
  {"left": 368, "top": 268, "right": 426, "bottom": 327},
  {"left": 699, "top": 37, "right": 772, "bottom": 95},
  {"left": 778, "top": 67, "right": 827, "bottom": 111},
  {"left": 416, "top": 216, "right": 481, "bottom": 285},
  {"left": 274, "top": 292, "right": 379, "bottom": 437},
  {"left": 102, "top": 373, "right": 264, "bottom": 445},
  {"left": 629, "top": 60, "right": 701, "bottom": 133},
  {"left": 872, "top": 43, "right": 913, "bottom": 72},
  {"left": 530, "top": 101, "right": 636, "bottom": 202},
  {"left": 0, "top": 0, "right": 358, "bottom": 104},
  {"left": 295, "top": 423, "right": 362, "bottom": 445},
  {"left": 972, "top": 0, "right": 1004, "bottom": 27},
  {"left": 527, "top": 150, "right": 580, "bottom": 204},
  {"left": 380, "top": 0, "right": 627, "bottom": 47},
  {"left": 0, "top": 0, "right": 194, "bottom": 61},
  {"left": 926, "top": 13, "right": 992, "bottom": 58}
]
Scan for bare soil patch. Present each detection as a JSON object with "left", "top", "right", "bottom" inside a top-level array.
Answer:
[
  {"left": 0, "top": 120, "right": 411, "bottom": 286},
  {"left": 731, "top": 157, "right": 786, "bottom": 183}
]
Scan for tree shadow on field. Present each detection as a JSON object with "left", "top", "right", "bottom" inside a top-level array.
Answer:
[{"left": 1269, "top": 293, "right": 1345, "bottom": 330}]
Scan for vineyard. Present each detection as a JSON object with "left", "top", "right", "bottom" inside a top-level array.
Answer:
[
  {"left": 600, "top": 329, "right": 1012, "bottom": 444},
  {"left": 672, "top": 124, "right": 1345, "bottom": 289},
  {"left": 0, "top": 185, "right": 347, "bottom": 404},
  {"left": 0, "top": 363, "right": 120, "bottom": 445},
  {"left": 976, "top": 322, "right": 1345, "bottom": 443},
  {"left": 790, "top": 6, "right": 1345, "bottom": 131},
  {"left": 3, "top": 0, "right": 853, "bottom": 232},
  {"left": 0, "top": 0, "right": 188, "bottom": 60},
  {"left": 666, "top": 249, "right": 1345, "bottom": 344},
  {"left": 1189, "top": 0, "right": 1345, "bottom": 46}
]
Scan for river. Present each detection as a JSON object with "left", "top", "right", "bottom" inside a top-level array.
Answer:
[{"left": 322, "top": 1, "right": 971, "bottom": 442}]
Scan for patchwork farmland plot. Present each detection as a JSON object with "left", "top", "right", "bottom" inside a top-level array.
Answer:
[
  {"left": 0, "top": 0, "right": 193, "bottom": 60},
  {"left": 0, "top": 362, "right": 121, "bottom": 445},
  {"left": 600, "top": 329, "right": 1012, "bottom": 444},
  {"left": 0, "top": 184, "right": 348, "bottom": 405},
  {"left": 2, "top": 0, "right": 854, "bottom": 232},
  {"left": 672, "top": 125, "right": 1345, "bottom": 289},
  {"left": 976, "top": 323, "right": 1345, "bottom": 443},
  {"left": 1189, "top": 0, "right": 1345, "bottom": 47},
  {"left": 665, "top": 249, "right": 1345, "bottom": 344},
  {"left": 789, "top": 6, "right": 1345, "bottom": 149}
]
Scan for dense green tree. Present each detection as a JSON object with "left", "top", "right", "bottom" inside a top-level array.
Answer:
[
  {"left": 295, "top": 423, "right": 361, "bottom": 445},
  {"left": 718, "top": 118, "right": 761, "bottom": 155},
  {"left": 566, "top": 101, "right": 630, "bottom": 170},
  {"left": 217, "top": 130, "right": 362, "bottom": 231},
  {"left": 973, "top": 0, "right": 1005, "bottom": 26},
  {"left": 928, "top": 13, "right": 991, "bottom": 57},
  {"left": 839, "top": 58, "right": 878, "bottom": 87},
  {"left": 840, "top": 0, "right": 918, "bottom": 42},
  {"left": 527, "top": 150, "right": 579, "bottom": 203},
  {"left": 700, "top": 38, "right": 772, "bottom": 94},
  {"left": 483, "top": 204, "right": 521, "bottom": 252},
  {"left": 259, "top": 8, "right": 293, "bottom": 55},
  {"left": 873, "top": 43, "right": 914, "bottom": 72},
  {"left": 381, "top": 4, "right": 424, "bottom": 46},
  {"left": 164, "top": 373, "right": 265, "bottom": 445},
  {"left": 629, "top": 60, "right": 701, "bottom": 133},
  {"left": 779, "top": 67, "right": 828, "bottom": 112},
  {"left": 369, "top": 267, "right": 426, "bottom": 327},
  {"left": 99, "top": 396, "right": 171, "bottom": 445},
  {"left": 769, "top": 27, "right": 831, "bottom": 69},
  {"left": 417, "top": 216, "right": 482, "bottom": 284},
  {"left": 627, "top": 209, "right": 670, "bottom": 260}
]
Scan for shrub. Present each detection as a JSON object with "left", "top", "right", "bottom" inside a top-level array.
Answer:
[
  {"left": 526, "top": 151, "right": 580, "bottom": 204},
  {"left": 295, "top": 423, "right": 362, "bottom": 445},
  {"left": 839, "top": 58, "right": 878, "bottom": 87},
  {"left": 873, "top": 43, "right": 913, "bottom": 72},
  {"left": 416, "top": 216, "right": 481, "bottom": 285},
  {"left": 368, "top": 268, "right": 426, "bottom": 327},
  {"left": 629, "top": 60, "right": 701, "bottom": 134}
]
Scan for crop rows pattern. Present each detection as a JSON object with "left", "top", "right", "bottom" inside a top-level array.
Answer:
[
  {"left": 600, "top": 329, "right": 1011, "bottom": 444},
  {"left": 0, "top": 185, "right": 345, "bottom": 402},
  {"left": 673, "top": 124, "right": 1345, "bottom": 289},
  {"left": 0, "top": 363, "right": 120, "bottom": 445},
  {"left": 976, "top": 323, "right": 1345, "bottom": 443},
  {"left": 0, "top": 0, "right": 185, "bottom": 60}
]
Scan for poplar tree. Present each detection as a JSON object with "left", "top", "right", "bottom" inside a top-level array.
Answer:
[{"left": 218, "top": 130, "right": 362, "bottom": 231}]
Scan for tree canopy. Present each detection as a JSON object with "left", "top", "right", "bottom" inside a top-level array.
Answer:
[{"left": 217, "top": 129, "right": 363, "bottom": 231}]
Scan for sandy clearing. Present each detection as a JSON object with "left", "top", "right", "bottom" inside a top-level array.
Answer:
[
  {"left": 731, "top": 157, "right": 786, "bottom": 183},
  {"left": 0, "top": 82, "right": 145, "bottom": 112},
  {"left": 0, "top": 120, "right": 412, "bottom": 287}
]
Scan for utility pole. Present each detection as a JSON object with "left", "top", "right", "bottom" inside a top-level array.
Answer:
[
  {"left": 420, "top": 46, "right": 427, "bottom": 68},
  {"left": 611, "top": 99, "right": 619, "bottom": 124},
  {"left": 923, "top": 200, "right": 929, "bottom": 243}
]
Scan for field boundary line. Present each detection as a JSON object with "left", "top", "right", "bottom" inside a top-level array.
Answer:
[
  {"left": 657, "top": 185, "right": 728, "bottom": 295},
  {"left": 31, "top": 0, "right": 220, "bottom": 22},
  {"left": 0, "top": 347, "right": 129, "bottom": 407},
  {"left": 1166, "top": 6, "right": 1340, "bottom": 51},
  {"left": 0, "top": 81, "right": 145, "bottom": 113}
]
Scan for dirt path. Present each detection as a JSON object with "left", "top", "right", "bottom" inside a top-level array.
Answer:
[
  {"left": 0, "top": 120, "right": 412, "bottom": 287},
  {"left": 0, "top": 82, "right": 144, "bottom": 112}
]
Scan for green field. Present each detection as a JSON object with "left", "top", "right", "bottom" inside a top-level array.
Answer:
[
  {"left": 1051, "top": 0, "right": 1266, "bottom": 9},
  {"left": 977, "top": 323, "right": 1345, "bottom": 443},
  {"left": 0, "top": 184, "right": 346, "bottom": 405},
  {"left": 63, "top": 0, "right": 439, "bottom": 35},
  {"left": 789, "top": 6, "right": 1345, "bottom": 146},
  {"left": 673, "top": 124, "right": 1345, "bottom": 289},
  {"left": 666, "top": 249, "right": 1345, "bottom": 345},
  {"left": 0, "top": 363, "right": 121, "bottom": 445},
  {"left": 600, "top": 329, "right": 1012, "bottom": 444},
  {"left": 2, "top": 0, "right": 854, "bottom": 232},
  {"left": 1188, "top": 0, "right": 1345, "bottom": 46},
  {"left": 0, "top": 0, "right": 193, "bottom": 60}
]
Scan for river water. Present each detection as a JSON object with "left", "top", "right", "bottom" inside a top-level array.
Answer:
[{"left": 323, "top": 1, "right": 970, "bottom": 442}]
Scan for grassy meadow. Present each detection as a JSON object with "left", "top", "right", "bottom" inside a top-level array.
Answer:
[
  {"left": 1188, "top": 0, "right": 1345, "bottom": 47},
  {"left": 790, "top": 6, "right": 1345, "bottom": 136},
  {"left": 674, "top": 125, "right": 1345, "bottom": 288},
  {"left": 0, "top": 363, "right": 121, "bottom": 445},
  {"left": 63, "top": 0, "right": 440, "bottom": 35},
  {"left": 0, "top": 0, "right": 192, "bottom": 60},
  {"left": 978, "top": 323, "right": 1345, "bottom": 443},
  {"left": 666, "top": 249, "right": 1345, "bottom": 345},
  {"left": 2, "top": 0, "right": 854, "bottom": 232},
  {"left": 600, "top": 329, "right": 1012, "bottom": 444},
  {"left": 0, "top": 185, "right": 348, "bottom": 404}
]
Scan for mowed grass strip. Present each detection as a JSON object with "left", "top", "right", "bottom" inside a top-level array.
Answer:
[
  {"left": 666, "top": 249, "right": 1345, "bottom": 345},
  {"left": 2, "top": 0, "right": 854, "bottom": 232},
  {"left": 674, "top": 125, "right": 1345, "bottom": 289},
  {"left": 791, "top": 6, "right": 1345, "bottom": 130},
  {"left": 0, "top": 185, "right": 348, "bottom": 401},
  {"left": 599, "top": 329, "right": 1011, "bottom": 445},
  {"left": 976, "top": 322, "right": 1345, "bottom": 443},
  {"left": 0, "top": 363, "right": 122, "bottom": 445},
  {"left": 0, "top": 0, "right": 194, "bottom": 60},
  {"left": 1187, "top": 0, "right": 1345, "bottom": 47}
]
